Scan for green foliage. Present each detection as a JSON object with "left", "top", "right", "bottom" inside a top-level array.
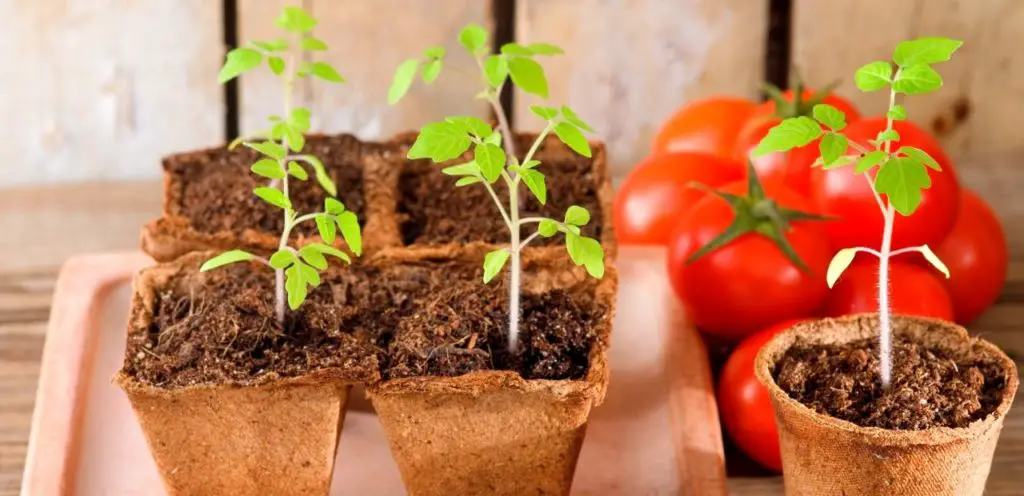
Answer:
[
  {"left": 407, "top": 121, "right": 473, "bottom": 161},
  {"left": 389, "top": 59, "right": 420, "bottom": 104},
  {"left": 204, "top": 4, "right": 361, "bottom": 317},
  {"left": 856, "top": 150, "right": 888, "bottom": 174},
  {"left": 812, "top": 104, "right": 846, "bottom": 131},
  {"left": 819, "top": 133, "right": 849, "bottom": 166},
  {"left": 875, "top": 157, "right": 931, "bottom": 216},
  {"left": 554, "top": 122, "right": 591, "bottom": 157},
  {"left": 893, "top": 37, "right": 962, "bottom": 66},
  {"left": 459, "top": 23, "right": 489, "bottom": 55},
  {"left": 854, "top": 61, "right": 892, "bottom": 92},
  {"left": 888, "top": 104, "right": 907, "bottom": 120},
  {"left": 508, "top": 58, "right": 548, "bottom": 98},
  {"left": 752, "top": 117, "right": 822, "bottom": 156},
  {"left": 483, "top": 249, "right": 511, "bottom": 283}
]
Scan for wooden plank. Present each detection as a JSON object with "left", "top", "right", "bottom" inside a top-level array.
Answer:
[
  {"left": 0, "top": 1, "right": 224, "bottom": 187},
  {"left": 514, "top": 0, "right": 768, "bottom": 177},
  {"left": 238, "top": 0, "right": 492, "bottom": 138},
  {"left": 792, "top": 0, "right": 1024, "bottom": 157}
]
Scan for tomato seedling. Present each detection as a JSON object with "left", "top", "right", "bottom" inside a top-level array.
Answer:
[
  {"left": 754, "top": 36, "right": 962, "bottom": 386},
  {"left": 199, "top": 5, "right": 362, "bottom": 324},
  {"left": 389, "top": 24, "right": 605, "bottom": 352}
]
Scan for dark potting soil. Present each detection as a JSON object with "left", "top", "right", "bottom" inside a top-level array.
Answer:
[
  {"left": 397, "top": 134, "right": 604, "bottom": 246},
  {"left": 168, "top": 134, "right": 365, "bottom": 237},
  {"left": 122, "top": 262, "right": 383, "bottom": 388},
  {"left": 384, "top": 275, "right": 606, "bottom": 381},
  {"left": 774, "top": 337, "right": 1009, "bottom": 430},
  {"left": 124, "top": 258, "right": 605, "bottom": 387}
]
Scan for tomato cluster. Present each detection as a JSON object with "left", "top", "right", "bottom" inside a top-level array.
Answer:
[{"left": 615, "top": 90, "right": 1008, "bottom": 472}]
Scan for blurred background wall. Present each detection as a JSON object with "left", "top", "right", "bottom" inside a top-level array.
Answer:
[{"left": 4, "top": 0, "right": 1021, "bottom": 187}]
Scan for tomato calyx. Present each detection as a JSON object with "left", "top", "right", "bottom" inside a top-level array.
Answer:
[
  {"left": 687, "top": 162, "right": 831, "bottom": 272},
  {"left": 762, "top": 73, "right": 841, "bottom": 119}
]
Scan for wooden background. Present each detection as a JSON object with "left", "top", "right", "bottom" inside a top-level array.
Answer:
[
  {"left": 2, "top": 0, "right": 1024, "bottom": 494},
  {"left": 3, "top": 0, "right": 1023, "bottom": 187}
]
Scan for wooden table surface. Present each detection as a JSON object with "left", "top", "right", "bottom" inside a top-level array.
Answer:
[{"left": 2, "top": 156, "right": 1023, "bottom": 494}]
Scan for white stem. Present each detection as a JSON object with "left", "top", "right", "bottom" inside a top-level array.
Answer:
[
  {"left": 877, "top": 72, "right": 900, "bottom": 388},
  {"left": 509, "top": 183, "right": 521, "bottom": 352},
  {"left": 520, "top": 231, "right": 542, "bottom": 249},
  {"left": 274, "top": 42, "right": 298, "bottom": 325}
]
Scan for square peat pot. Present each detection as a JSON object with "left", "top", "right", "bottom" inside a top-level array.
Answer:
[{"left": 23, "top": 247, "right": 724, "bottom": 495}]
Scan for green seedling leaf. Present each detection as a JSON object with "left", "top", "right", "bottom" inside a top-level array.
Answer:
[
  {"left": 561, "top": 106, "right": 594, "bottom": 132},
  {"left": 459, "top": 23, "right": 489, "bottom": 55},
  {"left": 508, "top": 57, "right": 548, "bottom": 98},
  {"left": 501, "top": 43, "right": 534, "bottom": 56},
  {"left": 284, "top": 125, "right": 305, "bottom": 152},
  {"left": 310, "top": 61, "right": 345, "bottom": 83},
  {"left": 268, "top": 56, "right": 285, "bottom": 75},
  {"left": 875, "top": 129, "right": 901, "bottom": 144},
  {"left": 812, "top": 104, "right": 847, "bottom": 131},
  {"left": 566, "top": 234, "right": 604, "bottom": 278},
  {"left": 484, "top": 55, "right": 508, "bottom": 88},
  {"left": 893, "top": 64, "right": 942, "bottom": 94},
  {"left": 299, "top": 263, "right": 321, "bottom": 287},
  {"left": 455, "top": 176, "right": 482, "bottom": 187},
  {"left": 276, "top": 6, "right": 318, "bottom": 33},
  {"left": 918, "top": 245, "right": 951, "bottom": 278},
  {"left": 297, "top": 155, "right": 336, "bottom": 196},
  {"left": 336, "top": 211, "right": 362, "bottom": 256},
  {"left": 893, "top": 37, "right": 963, "bottom": 67},
  {"left": 521, "top": 159, "right": 541, "bottom": 169},
  {"left": 446, "top": 116, "right": 491, "bottom": 138},
  {"left": 538, "top": 219, "right": 559, "bottom": 237},
  {"left": 325, "top": 198, "right": 345, "bottom": 215},
  {"left": 854, "top": 61, "right": 892, "bottom": 92},
  {"left": 302, "top": 36, "right": 328, "bottom": 51},
  {"left": 474, "top": 143, "right": 506, "bottom": 182},
  {"left": 530, "top": 105, "right": 559, "bottom": 120},
  {"left": 306, "top": 243, "right": 352, "bottom": 263},
  {"left": 821, "top": 155, "right": 856, "bottom": 170},
  {"left": 520, "top": 169, "right": 547, "bottom": 204},
  {"left": 484, "top": 131, "right": 502, "bottom": 146},
  {"left": 315, "top": 214, "right": 336, "bottom": 243},
  {"left": 554, "top": 122, "right": 591, "bottom": 157},
  {"left": 826, "top": 248, "right": 860, "bottom": 288},
  {"left": 899, "top": 146, "right": 941, "bottom": 170},
  {"left": 291, "top": 108, "right": 311, "bottom": 131},
  {"left": 856, "top": 150, "right": 888, "bottom": 173},
  {"left": 270, "top": 249, "right": 297, "bottom": 269},
  {"left": 875, "top": 157, "right": 931, "bottom": 215},
  {"left": 441, "top": 161, "right": 481, "bottom": 177},
  {"left": 389, "top": 59, "right": 420, "bottom": 104},
  {"left": 753, "top": 117, "right": 822, "bottom": 156},
  {"left": 246, "top": 141, "right": 286, "bottom": 160},
  {"left": 528, "top": 43, "right": 564, "bottom": 55},
  {"left": 252, "top": 39, "right": 289, "bottom": 52},
  {"left": 564, "top": 205, "right": 590, "bottom": 226},
  {"left": 299, "top": 245, "right": 328, "bottom": 270},
  {"left": 407, "top": 121, "right": 472, "bottom": 162},
  {"left": 285, "top": 266, "right": 307, "bottom": 310},
  {"left": 888, "top": 104, "right": 907, "bottom": 121},
  {"left": 218, "top": 48, "right": 262, "bottom": 83},
  {"left": 422, "top": 59, "right": 442, "bottom": 83},
  {"left": 200, "top": 250, "right": 256, "bottom": 271},
  {"left": 251, "top": 158, "right": 284, "bottom": 179},
  {"left": 424, "top": 46, "right": 446, "bottom": 59},
  {"left": 819, "top": 133, "right": 849, "bottom": 166},
  {"left": 483, "top": 249, "right": 510, "bottom": 283},
  {"left": 254, "top": 186, "right": 291, "bottom": 209}
]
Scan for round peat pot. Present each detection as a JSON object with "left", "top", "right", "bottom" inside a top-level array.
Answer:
[{"left": 755, "top": 314, "right": 1018, "bottom": 496}]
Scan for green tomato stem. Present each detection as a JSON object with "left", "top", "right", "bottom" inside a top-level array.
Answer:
[{"left": 274, "top": 40, "right": 300, "bottom": 325}]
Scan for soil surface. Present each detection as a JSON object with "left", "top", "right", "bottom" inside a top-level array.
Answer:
[
  {"left": 775, "top": 337, "right": 1010, "bottom": 429},
  {"left": 170, "top": 134, "right": 364, "bottom": 237},
  {"left": 124, "top": 258, "right": 606, "bottom": 387},
  {"left": 398, "top": 134, "right": 604, "bottom": 246}
]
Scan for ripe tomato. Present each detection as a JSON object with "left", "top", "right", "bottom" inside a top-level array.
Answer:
[
  {"left": 613, "top": 153, "right": 745, "bottom": 245},
  {"left": 800, "top": 117, "right": 961, "bottom": 250},
  {"left": 667, "top": 178, "right": 832, "bottom": 339},
  {"left": 719, "top": 319, "right": 804, "bottom": 472},
  {"left": 908, "top": 190, "right": 1008, "bottom": 324},
  {"left": 652, "top": 97, "right": 756, "bottom": 160},
  {"left": 734, "top": 89, "right": 861, "bottom": 194},
  {"left": 822, "top": 261, "right": 955, "bottom": 321}
]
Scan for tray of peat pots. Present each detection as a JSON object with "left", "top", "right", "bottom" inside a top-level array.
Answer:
[{"left": 748, "top": 36, "right": 1019, "bottom": 495}]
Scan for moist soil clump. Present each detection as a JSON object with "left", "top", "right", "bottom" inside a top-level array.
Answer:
[
  {"left": 774, "top": 337, "right": 1009, "bottom": 430},
  {"left": 398, "top": 134, "right": 603, "bottom": 246},
  {"left": 385, "top": 276, "right": 606, "bottom": 381},
  {"left": 169, "top": 134, "right": 365, "bottom": 237}
]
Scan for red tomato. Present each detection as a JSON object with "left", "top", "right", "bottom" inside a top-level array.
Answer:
[
  {"left": 667, "top": 180, "right": 832, "bottom": 339},
  {"left": 734, "top": 89, "right": 861, "bottom": 194},
  {"left": 652, "top": 97, "right": 757, "bottom": 160},
  {"left": 719, "top": 319, "right": 805, "bottom": 472},
  {"left": 906, "top": 190, "right": 1007, "bottom": 324},
  {"left": 822, "top": 261, "right": 955, "bottom": 321},
  {"left": 613, "top": 153, "right": 745, "bottom": 245},
  {"left": 800, "top": 117, "right": 961, "bottom": 250}
]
